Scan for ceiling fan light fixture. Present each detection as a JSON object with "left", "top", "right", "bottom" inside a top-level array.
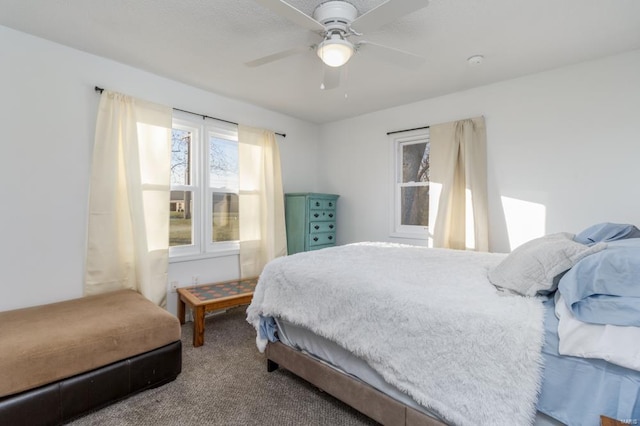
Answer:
[{"left": 317, "top": 37, "right": 354, "bottom": 67}]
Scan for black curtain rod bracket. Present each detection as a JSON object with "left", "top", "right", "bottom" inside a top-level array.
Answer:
[
  {"left": 386, "top": 125, "right": 430, "bottom": 136},
  {"left": 94, "top": 86, "right": 285, "bottom": 138}
]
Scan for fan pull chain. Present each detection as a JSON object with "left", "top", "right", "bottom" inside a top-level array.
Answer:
[
  {"left": 343, "top": 62, "right": 349, "bottom": 99},
  {"left": 320, "top": 48, "right": 326, "bottom": 90}
]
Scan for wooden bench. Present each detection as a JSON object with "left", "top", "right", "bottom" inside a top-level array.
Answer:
[{"left": 177, "top": 277, "right": 258, "bottom": 347}]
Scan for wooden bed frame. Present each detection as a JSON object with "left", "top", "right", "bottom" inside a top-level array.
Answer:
[{"left": 266, "top": 341, "right": 445, "bottom": 426}]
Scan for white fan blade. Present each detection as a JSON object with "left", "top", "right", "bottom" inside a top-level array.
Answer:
[
  {"left": 245, "top": 46, "right": 309, "bottom": 67},
  {"left": 254, "top": 0, "right": 325, "bottom": 32},
  {"left": 322, "top": 66, "right": 341, "bottom": 90},
  {"left": 351, "top": 0, "right": 430, "bottom": 33},
  {"left": 357, "top": 41, "right": 425, "bottom": 68}
]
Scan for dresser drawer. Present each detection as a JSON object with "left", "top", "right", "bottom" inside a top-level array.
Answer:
[
  {"left": 308, "top": 233, "right": 336, "bottom": 247},
  {"left": 310, "top": 210, "right": 335, "bottom": 221},
  {"left": 309, "top": 221, "right": 335, "bottom": 233},
  {"left": 285, "top": 193, "right": 338, "bottom": 255},
  {"left": 309, "top": 199, "right": 336, "bottom": 210}
]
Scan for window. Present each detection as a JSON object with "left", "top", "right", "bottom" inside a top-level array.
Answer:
[
  {"left": 170, "top": 114, "right": 239, "bottom": 259},
  {"left": 390, "top": 131, "right": 430, "bottom": 239}
]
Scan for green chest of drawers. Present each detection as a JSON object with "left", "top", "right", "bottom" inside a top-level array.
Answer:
[{"left": 285, "top": 193, "right": 339, "bottom": 255}]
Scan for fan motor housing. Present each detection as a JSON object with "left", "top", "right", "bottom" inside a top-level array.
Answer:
[{"left": 313, "top": 1, "right": 358, "bottom": 31}]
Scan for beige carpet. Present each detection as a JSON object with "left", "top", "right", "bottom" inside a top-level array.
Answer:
[{"left": 69, "top": 307, "right": 378, "bottom": 426}]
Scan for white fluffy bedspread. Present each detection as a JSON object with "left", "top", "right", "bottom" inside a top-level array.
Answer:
[{"left": 246, "top": 243, "right": 545, "bottom": 426}]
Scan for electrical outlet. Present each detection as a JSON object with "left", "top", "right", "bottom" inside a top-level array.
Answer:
[{"left": 170, "top": 281, "right": 179, "bottom": 293}]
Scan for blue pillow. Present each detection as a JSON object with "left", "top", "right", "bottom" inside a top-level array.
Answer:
[
  {"left": 574, "top": 222, "right": 640, "bottom": 245},
  {"left": 558, "top": 239, "right": 640, "bottom": 326}
]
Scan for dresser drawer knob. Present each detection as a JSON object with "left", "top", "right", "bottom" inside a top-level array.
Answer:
[
  {"left": 313, "top": 237, "right": 319, "bottom": 242},
  {"left": 329, "top": 224, "right": 334, "bottom": 229},
  {"left": 328, "top": 213, "right": 334, "bottom": 218},
  {"left": 315, "top": 202, "right": 320, "bottom": 206},
  {"left": 314, "top": 225, "right": 320, "bottom": 230},
  {"left": 314, "top": 213, "right": 319, "bottom": 218},
  {"left": 328, "top": 236, "right": 333, "bottom": 240}
]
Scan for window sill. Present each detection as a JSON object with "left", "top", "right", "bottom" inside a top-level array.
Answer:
[
  {"left": 389, "top": 231, "right": 429, "bottom": 241},
  {"left": 169, "top": 248, "right": 240, "bottom": 264}
]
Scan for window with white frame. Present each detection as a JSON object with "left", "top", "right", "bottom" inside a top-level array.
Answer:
[
  {"left": 390, "top": 130, "right": 430, "bottom": 239},
  {"left": 169, "top": 114, "right": 239, "bottom": 259}
]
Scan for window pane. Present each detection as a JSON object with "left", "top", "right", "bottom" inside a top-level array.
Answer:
[
  {"left": 210, "top": 137, "right": 238, "bottom": 190},
  {"left": 401, "top": 186, "right": 429, "bottom": 226},
  {"left": 169, "top": 191, "right": 193, "bottom": 246},
  {"left": 171, "top": 129, "right": 191, "bottom": 185},
  {"left": 402, "top": 142, "right": 429, "bottom": 183},
  {"left": 212, "top": 193, "right": 239, "bottom": 242}
]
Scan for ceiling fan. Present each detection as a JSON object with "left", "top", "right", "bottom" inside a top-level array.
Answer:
[{"left": 246, "top": 0, "right": 430, "bottom": 90}]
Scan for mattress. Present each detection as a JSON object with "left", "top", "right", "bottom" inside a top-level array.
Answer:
[
  {"left": 249, "top": 243, "right": 546, "bottom": 425},
  {"left": 276, "top": 317, "right": 561, "bottom": 426},
  {"left": 275, "top": 297, "right": 640, "bottom": 426},
  {"left": 536, "top": 298, "right": 640, "bottom": 426}
]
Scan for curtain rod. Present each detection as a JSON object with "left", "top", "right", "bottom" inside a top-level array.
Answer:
[
  {"left": 386, "top": 125, "right": 430, "bottom": 136},
  {"left": 94, "top": 86, "right": 286, "bottom": 138}
]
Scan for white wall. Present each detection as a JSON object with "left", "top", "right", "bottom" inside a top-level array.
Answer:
[
  {"left": 3, "top": 23, "right": 639, "bottom": 313},
  {"left": 318, "top": 49, "right": 640, "bottom": 253},
  {"left": 0, "top": 26, "right": 320, "bottom": 312}
]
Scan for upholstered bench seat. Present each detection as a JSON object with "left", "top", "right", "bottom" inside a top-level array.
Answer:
[{"left": 0, "top": 290, "right": 182, "bottom": 425}]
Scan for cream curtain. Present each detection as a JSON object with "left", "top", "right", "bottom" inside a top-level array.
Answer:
[
  {"left": 238, "top": 125, "right": 287, "bottom": 278},
  {"left": 85, "top": 91, "right": 172, "bottom": 306},
  {"left": 429, "top": 116, "right": 489, "bottom": 251}
]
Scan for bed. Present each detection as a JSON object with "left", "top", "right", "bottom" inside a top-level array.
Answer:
[{"left": 247, "top": 223, "right": 640, "bottom": 426}]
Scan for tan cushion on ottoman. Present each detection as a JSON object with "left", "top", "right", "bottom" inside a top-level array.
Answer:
[{"left": 0, "top": 290, "right": 180, "bottom": 398}]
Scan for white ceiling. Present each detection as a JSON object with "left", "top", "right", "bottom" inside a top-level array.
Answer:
[{"left": 1, "top": 0, "right": 639, "bottom": 123}]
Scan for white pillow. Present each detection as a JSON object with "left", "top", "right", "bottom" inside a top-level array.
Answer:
[
  {"left": 488, "top": 232, "right": 606, "bottom": 296},
  {"left": 556, "top": 294, "right": 640, "bottom": 372}
]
